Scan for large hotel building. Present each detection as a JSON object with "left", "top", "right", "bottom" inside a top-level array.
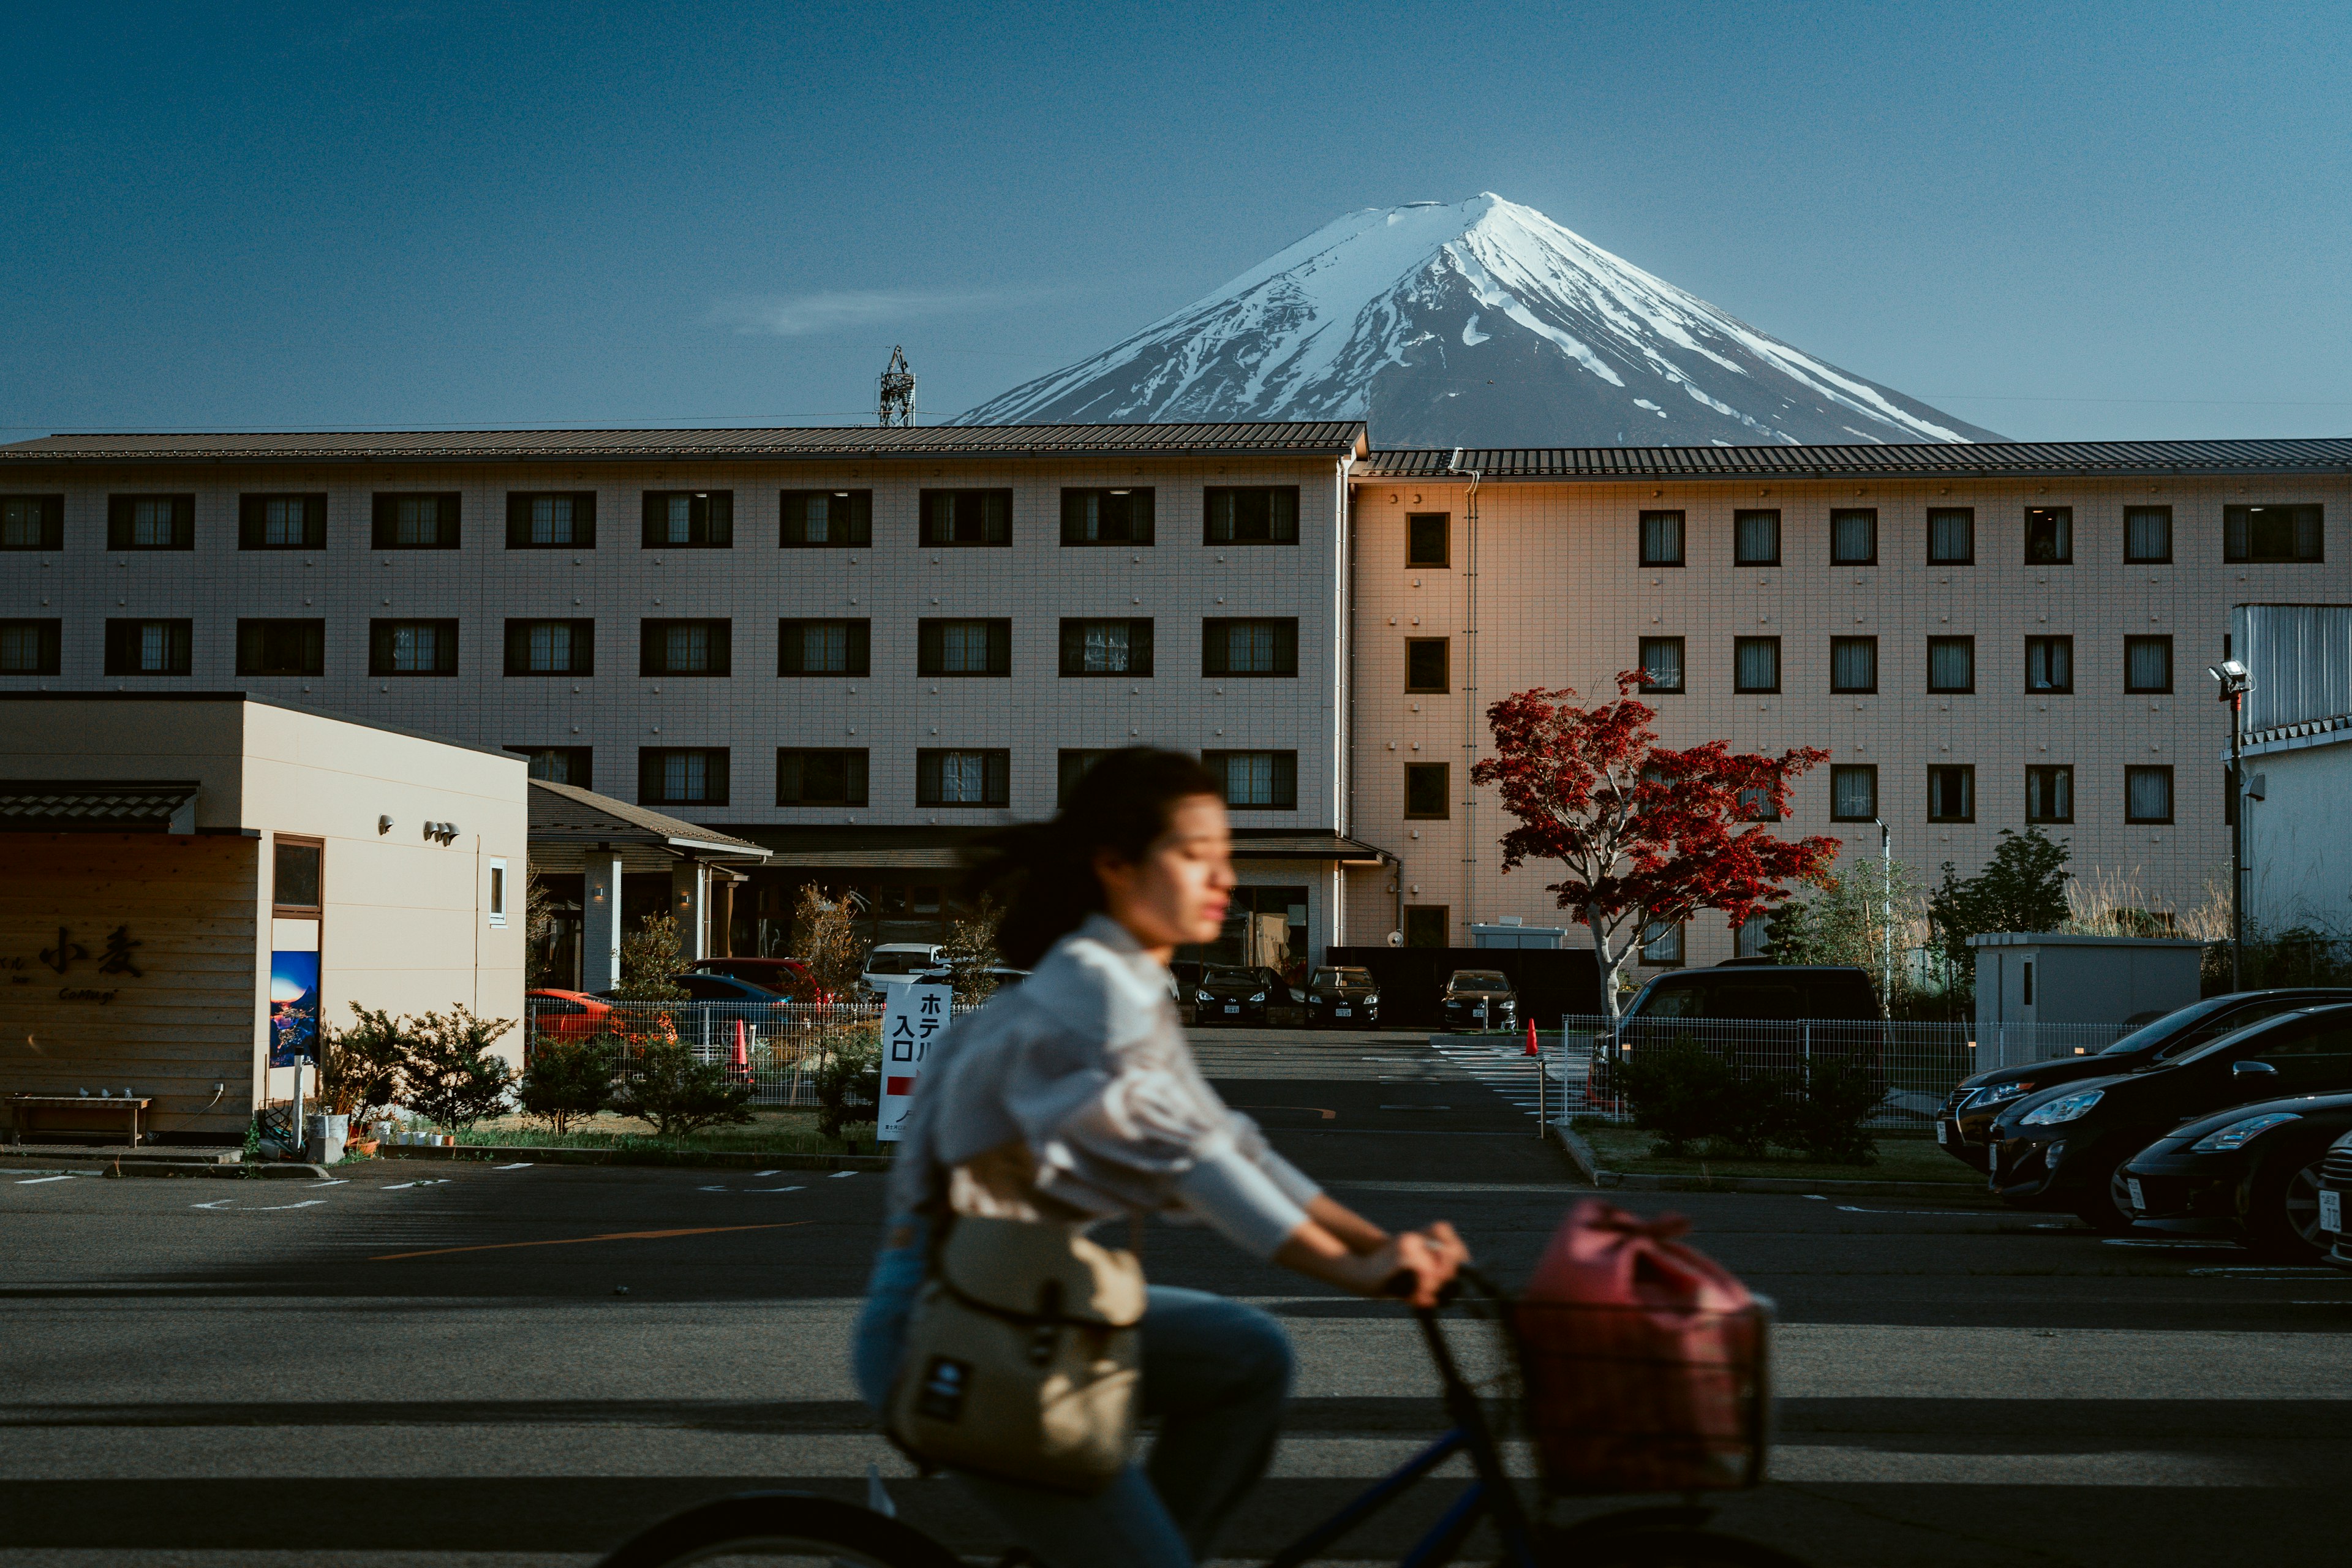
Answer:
[{"left": 6, "top": 424, "right": 2347, "bottom": 982}]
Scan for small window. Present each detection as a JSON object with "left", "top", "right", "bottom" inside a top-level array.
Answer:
[
  {"left": 504, "top": 619, "right": 595, "bottom": 677},
  {"left": 1928, "top": 636, "right": 1975, "bottom": 693},
  {"left": 1204, "top": 487, "right": 1298, "bottom": 545},
  {"left": 1057, "top": 749, "right": 1113, "bottom": 807},
  {"left": 777, "top": 619, "right": 872, "bottom": 676},
  {"left": 1405, "top": 638, "right": 1449, "bottom": 693},
  {"left": 237, "top": 619, "right": 325, "bottom": 677},
  {"left": 639, "top": 619, "right": 731, "bottom": 677},
  {"left": 1733, "top": 636, "right": 1781, "bottom": 693},
  {"left": 103, "top": 619, "right": 192, "bottom": 676},
  {"left": 1830, "top": 764, "right": 1878, "bottom": 822},
  {"left": 1404, "top": 762, "right": 1449, "bottom": 820},
  {"left": 781, "top": 489, "right": 872, "bottom": 548},
  {"left": 921, "top": 488, "right": 1012, "bottom": 547},
  {"left": 641, "top": 491, "right": 733, "bottom": 549},
  {"left": 239, "top": 494, "right": 327, "bottom": 550},
  {"left": 488, "top": 859, "right": 508, "bottom": 928},
  {"left": 273, "top": 838, "right": 323, "bottom": 913},
  {"left": 1204, "top": 750, "right": 1298, "bottom": 811},
  {"left": 2025, "top": 636, "right": 2073, "bottom": 693},
  {"left": 0, "top": 619, "right": 62, "bottom": 674},
  {"left": 1637, "top": 636, "right": 1684, "bottom": 694},
  {"left": 1202, "top": 618, "right": 1298, "bottom": 677},
  {"left": 370, "top": 492, "right": 461, "bottom": 549},
  {"left": 1061, "top": 488, "right": 1154, "bottom": 545},
  {"left": 2026, "top": 765, "right": 2073, "bottom": 824},
  {"left": 1830, "top": 508, "right": 1878, "bottom": 565},
  {"left": 1830, "top": 636, "right": 1877, "bottom": 694},
  {"left": 369, "top": 619, "right": 459, "bottom": 676},
  {"left": 507, "top": 745, "right": 592, "bottom": 787},
  {"left": 919, "top": 619, "right": 1012, "bottom": 677},
  {"left": 506, "top": 491, "right": 597, "bottom": 549},
  {"left": 1927, "top": 507, "right": 1974, "bottom": 565},
  {"left": 107, "top": 494, "right": 196, "bottom": 551},
  {"left": 639, "top": 747, "right": 730, "bottom": 806},
  {"left": 1735, "top": 913, "right": 1770, "bottom": 959},
  {"left": 1060, "top": 619, "right": 1153, "bottom": 677},
  {"left": 1403, "top": 905, "right": 1450, "bottom": 948},
  {"left": 2124, "top": 505, "right": 2173, "bottom": 564},
  {"left": 1406, "top": 512, "right": 1449, "bottom": 567},
  {"left": 2224, "top": 503, "right": 2323, "bottom": 563},
  {"left": 2126, "top": 765, "right": 2174, "bottom": 824},
  {"left": 2025, "top": 507, "right": 2072, "bottom": 564},
  {"left": 0, "top": 496, "right": 64, "bottom": 551},
  {"left": 1928, "top": 764, "right": 1975, "bottom": 823},
  {"left": 1736, "top": 785, "right": 1778, "bottom": 822},
  {"left": 1638, "top": 510, "right": 1684, "bottom": 567},
  {"left": 1640, "top": 922, "right": 1685, "bottom": 967},
  {"left": 917, "top": 748, "right": 1011, "bottom": 807},
  {"left": 2124, "top": 635, "right": 2172, "bottom": 694},
  {"left": 776, "top": 748, "right": 869, "bottom": 806},
  {"left": 1733, "top": 510, "right": 1780, "bottom": 566}
]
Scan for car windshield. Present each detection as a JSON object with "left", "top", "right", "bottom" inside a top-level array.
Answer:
[
  {"left": 1204, "top": 965, "right": 1255, "bottom": 983},
  {"left": 2097, "top": 994, "right": 2244, "bottom": 1055},
  {"left": 865, "top": 951, "right": 933, "bottom": 974},
  {"left": 1313, "top": 968, "right": 1370, "bottom": 987},
  {"left": 2166, "top": 1008, "right": 2347, "bottom": 1070},
  {"left": 1450, "top": 971, "right": 1509, "bottom": 990}
]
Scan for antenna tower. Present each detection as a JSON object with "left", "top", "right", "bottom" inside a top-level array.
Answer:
[{"left": 877, "top": 345, "right": 916, "bottom": 427}]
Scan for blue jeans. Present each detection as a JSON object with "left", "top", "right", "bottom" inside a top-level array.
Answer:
[{"left": 853, "top": 1219, "right": 1294, "bottom": 1568}]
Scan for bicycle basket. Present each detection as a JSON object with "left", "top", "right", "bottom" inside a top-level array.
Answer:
[{"left": 1509, "top": 1300, "right": 1770, "bottom": 1494}]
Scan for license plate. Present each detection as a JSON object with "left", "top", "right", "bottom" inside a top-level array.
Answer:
[
  {"left": 1224, "top": 1005, "right": 1240, "bottom": 1014},
  {"left": 1335, "top": 1007, "right": 1351, "bottom": 1016},
  {"left": 1988, "top": 1144, "right": 1999, "bottom": 1178},
  {"left": 2127, "top": 1177, "right": 2146, "bottom": 1212},
  {"left": 2323, "top": 1190, "right": 2343, "bottom": 1234},
  {"left": 1936, "top": 1121, "right": 1949, "bottom": 1145}
]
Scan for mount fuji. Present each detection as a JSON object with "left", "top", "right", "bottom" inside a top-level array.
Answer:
[{"left": 957, "top": 194, "right": 1999, "bottom": 448}]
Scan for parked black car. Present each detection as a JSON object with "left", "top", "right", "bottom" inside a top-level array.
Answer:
[
  {"left": 2320, "top": 1129, "right": 2352, "bottom": 1272},
  {"left": 1303, "top": 966, "right": 1381, "bottom": 1028},
  {"left": 1988, "top": 1004, "right": 2352, "bottom": 1231},
  {"left": 1936, "top": 989, "right": 2352, "bottom": 1172},
  {"left": 2120, "top": 1089, "right": 2352, "bottom": 1260},
  {"left": 1623, "top": 964, "right": 1880, "bottom": 1023},
  {"left": 1193, "top": 963, "right": 1277, "bottom": 1025},
  {"left": 1441, "top": 970, "right": 1517, "bottom": 1032}
]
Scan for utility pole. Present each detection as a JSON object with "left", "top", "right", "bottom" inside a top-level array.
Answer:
[{"left": 2208, "top": 657, "right": 2253, "bottom": 990}]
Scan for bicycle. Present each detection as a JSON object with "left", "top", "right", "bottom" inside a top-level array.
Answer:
[{"left": 595, "top": 1271, "right": 1806, "bottom": 1568}]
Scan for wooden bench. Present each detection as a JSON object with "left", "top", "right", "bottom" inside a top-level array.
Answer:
[{"left": 8, "top": 1095, "right": 151, "bottom": 1147}]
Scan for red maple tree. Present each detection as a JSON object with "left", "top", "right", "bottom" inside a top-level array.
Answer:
[{"left": 1472, "top": 674, "right": 1839, "bottom": 1022}]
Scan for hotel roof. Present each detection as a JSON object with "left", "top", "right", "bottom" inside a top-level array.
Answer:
[{"left": 1358, "top": 437, "right": 2352, "bottom": 482}]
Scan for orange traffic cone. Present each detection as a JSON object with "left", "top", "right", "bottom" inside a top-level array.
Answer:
[
  {"left": 733, "top": 1019, "right": 751, "bottom": 1082},
  {"left": 1523, "top": 1017, "right": 1540, "bottom": 1057}
]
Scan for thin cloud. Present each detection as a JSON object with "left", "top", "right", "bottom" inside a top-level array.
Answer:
[{"left": 712, "top": 288, "right": 1014, "bottom": 338}]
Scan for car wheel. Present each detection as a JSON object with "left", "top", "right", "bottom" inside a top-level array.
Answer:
[
  {"left": 2071, "top": 1158, "right": 2139, "bottom": 1234},
  {"left": 2239, "top": 1138, "right": 2335, "bottom": 1262}
]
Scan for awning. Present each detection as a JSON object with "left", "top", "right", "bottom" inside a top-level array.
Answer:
[
  {"left": 0, "top": 780, "right": 200, "bottom": 834},
  {"left": 527, "top": 779, "right": 771, "bottom": 872},
  {"left": 731, "top": 825, "right": 1392, "bottom": 872}
]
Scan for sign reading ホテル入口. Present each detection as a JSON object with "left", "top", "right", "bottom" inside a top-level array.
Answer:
[{"left": 876, "top": 982, "right": 953, "bottom": 1143}]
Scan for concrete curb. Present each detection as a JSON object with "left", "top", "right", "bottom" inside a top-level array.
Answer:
[
  {"left": 1545, "top": 1121, "right": 1602, "bottom": 1186},
  {"left": 369, "top": 1143, "right": 894, "bottom": 1173},
  {"left": 1, "top": 1159, "right": 329, "bottom": 1179},
  {"left": 1593, "top": 1169, "right": 2002, "bottom": 1202}
]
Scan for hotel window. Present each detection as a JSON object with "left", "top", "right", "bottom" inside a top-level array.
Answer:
[
  {"left": 1638, "top": 510, "right": 1684, "bottom": 567},
  {"left": 1733, "top": 509, "right": 1780, "bottom": 566},
  {"left": 504, "top": 619, "right": 595, "bottom": 677},
  {"left": 239, "top": 494, "right": 327, "bottom": 550},
  {"left": 1830, "top": 508, "right": 1877, "bottom": 565},
  {"left": 919, "top": 618, "right": 1012, "bottom": 677},
  {"left": 1927, "top": 507, "right": 1974, "bottom": 565},
  {"left": 1405, "top": 637, "right": 1449, "bottom": 693},
  {"left": 1204, "top": 749, "right": 1297, "bottom": 811},
  {"left": 639, "top": 747, "right": 729, "bottom": 807},
  {"left": 1061, "top": 488, "right": 1154, "bottom": 545},
  {"left": 273, "top": 837, "right": 323, "bottom": 914},
  {"left": 1928, "top": 764, "right": 1975, "bottom": 823},
  {"left": 1736, "top": 913, "right": 1770, "bottom": 959},
  {"left": 507, "top": 745, "right": 592, "bottom": 787},
  {"left": 107, "top": 494, "right": 195, "bottom": 550},
  {"left": 640, "top": 619, "right": 731, "bottom": 677},
  {"left": 102, "top": 619, "right": 192, "bottom": 676},
  {"left": 1641, "top": 922, "right": 1685, "bottom": 967},
  {"left": 236, "top": 619, "right": 325, "bottom": 678},
  {"left": 1203, "top": 486, "right": 1298, "bottom": 545},
  {"left": 1830, "top": 764, "right": 1877, "bottom": 822},
  {"left": 2026, "top": 765, "right": 2074, "bottom": 824},
  {"left": 2123, "top": 635, "right": 2173, "bottom": 694},
  {"left": 917, "top": 748, "right": 1010, "bottom": 807},
  {"left": 2224, "top": 503, "right": 2323, "bottom": 563},
  {"left": 780, "top": 489, "right": 872, "bottom": 547},
  {"left": 1202, "top": 617, "right": 1298, "bottom": 677},
  {"left": 2025, "top": 507, "right": 2072, "bottom": 564},
  {"left": 2126, "top": 765, "right": 2174, "bottom": 824},
  {"left": 1404, "top": 762, "right": 1449, "bottom": 820},
  {"left": 1830, "top": 636, "right": 1877, "bottom": 694},
  {"left": 1057, "top": 749, "right": 1113, "bottom": 807},
  {"left": 1732, "top": 636, "right": 1780, "bottom": 693},
  {"left": 1059, "top": 618, "right": 1153, "bottom": 677},
  {"left": 369, "top": 618, "right": 459, "bottom": 676},
  {"left": 1636, "top": 636, "right": 1684, "bottom": 694},
  {"left": 506, "top": 491, "right": 597, "bottom": 549},
  {"left": 488, "top": 859, "right": 508, "bottom": 927},
  {"left": 1406, "top": 511, "right": 1449, "bottom": 567},
  {"left": 1736, "top": 785, "right": 1779, "bottom": 822},
  {"left": 0, "top": 619, "right": 61, "bottom": 674},
  {"left": 777, "top": 618, "right": 871, "bottom": 676},
  {"left": 641, "top": 491, "right": 733, "bottom": 548},
  {"left": 921, "top": 488, "right": 1012, "bottom": 547},
  {"left": 370, "top": 492, "right": 461, "bottom": 549},
  {"left": 2025, "top": 636, "right": 2073, "bottom": 693},
  {"left": 1927, "top": 636, "right": 1975, "bottom": 693},
  {"left": 776, "top": 747, "right": 869, "bottom": 807},
  {"left": 1, "top": 496, "right": 64, "bottom": 551},
  {"left": 2124, "top": 505, "right": 2173, "bottom": 564}
]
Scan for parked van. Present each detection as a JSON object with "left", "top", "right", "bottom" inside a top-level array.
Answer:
[{"left": 861, "top": 943, "right": 945, "bottom": 997}]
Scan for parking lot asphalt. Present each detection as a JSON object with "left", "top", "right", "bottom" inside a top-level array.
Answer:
[{"left": 2, "top": 1028, "right": 2350, "bottom": 1566}]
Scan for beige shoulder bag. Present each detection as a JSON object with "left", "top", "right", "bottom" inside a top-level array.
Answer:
[{"left": 886, "top": 1213, "right": 1147, "bottom": 1494}]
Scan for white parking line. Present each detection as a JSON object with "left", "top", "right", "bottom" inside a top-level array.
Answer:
[
  {"left": 13, "top": 1175, "right": 78, "bottom": 1185},
  {"left": 829, "top": 1171, "right": 859, "bottom": 1179},
  {"left": 753, "top": 1169, "right": 780, "bottom": 1177},
  {"left": 747, "top": 1186, "right": 806, "bottom": 1193},
  {"left": 2102, "top": 1238, "right": 2241, "bottom": 1250},
  {"left": 497, "top": 1162, "right": 533, "bottom": 1170},
  {"left": 311, "top": 1179, "right": 349, "bottom": 1188},
  {"left": 698, "top": 1185, "right": 729, "bottom": 1192},
  {"left": 191, "top": 1199, "right": 235, "bottom": 1210}
]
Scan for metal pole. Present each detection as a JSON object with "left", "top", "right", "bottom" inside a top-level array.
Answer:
[
  {"left": 2230, "top": 691, "right": 2245, "bottom": 991},
  {"left": 1872, "top": 818, "right": 1893, "bottom": 1008}
]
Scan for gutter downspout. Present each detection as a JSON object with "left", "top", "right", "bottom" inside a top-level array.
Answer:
[{"left": 1451, "top": 448, "right": 1481, "bottom": 940}]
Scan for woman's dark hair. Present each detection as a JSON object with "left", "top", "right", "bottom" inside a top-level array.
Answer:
[{"left": 966, "top": 748, "right": 1225, "bottom": 968}]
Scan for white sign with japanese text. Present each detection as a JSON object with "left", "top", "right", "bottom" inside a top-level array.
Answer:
[{"left": 876, "top": 982, "right": 953, "bottom": 1142}]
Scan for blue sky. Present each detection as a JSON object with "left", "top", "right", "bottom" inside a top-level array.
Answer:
[{"left": 4, "top": 1, "right": 2347, "bottom": 442}]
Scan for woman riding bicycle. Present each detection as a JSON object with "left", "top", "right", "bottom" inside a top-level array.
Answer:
[{"left": 853, "top": 748, "right": 1469, "bottom": 1568}]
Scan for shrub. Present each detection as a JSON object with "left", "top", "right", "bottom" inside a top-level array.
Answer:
[
  {"left": 612, "top": 1036, "right": 754, "bottom": 1144},
  {"left": 616, "top": 914, "right": 688, "bottom": 1001},
  {"left": 809, "top": 1023, "right": 882, "bottom": 1141},
  {"left": 1615, "top": 1038, "right": 1741, "bottom": 1158},
  {"left": 404, "top": 1006, "right": 519, "bottom": 1131},
  {"left": 1777, "top": 1056, "right": 1888, "bottom": 1165},
  {"left": 318, "top": 1004, "right": 410, "bottom": 1117},
  {"left": 518, "top": 1032, "right": 617, "bottom": 1136}
]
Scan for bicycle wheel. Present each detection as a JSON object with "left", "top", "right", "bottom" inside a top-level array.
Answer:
[
  {"left": 595, "top": 1491, "right": 964, "bottom": 1568},
  {"left": 1559, "top": 1527, "right": 1811, "bottom": 1568}
]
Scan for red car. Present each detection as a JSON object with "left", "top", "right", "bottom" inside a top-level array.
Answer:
[
  {"left": 687, "top": 957, "right": 829, "bottom": 1006},
  {"left": 526, "top": 989, "right": 615, "bottom": 1040}
]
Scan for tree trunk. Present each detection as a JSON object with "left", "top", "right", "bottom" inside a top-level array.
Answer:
[{"left": 1588, "top": 918, "right": 1625, "bottom": 1027}]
